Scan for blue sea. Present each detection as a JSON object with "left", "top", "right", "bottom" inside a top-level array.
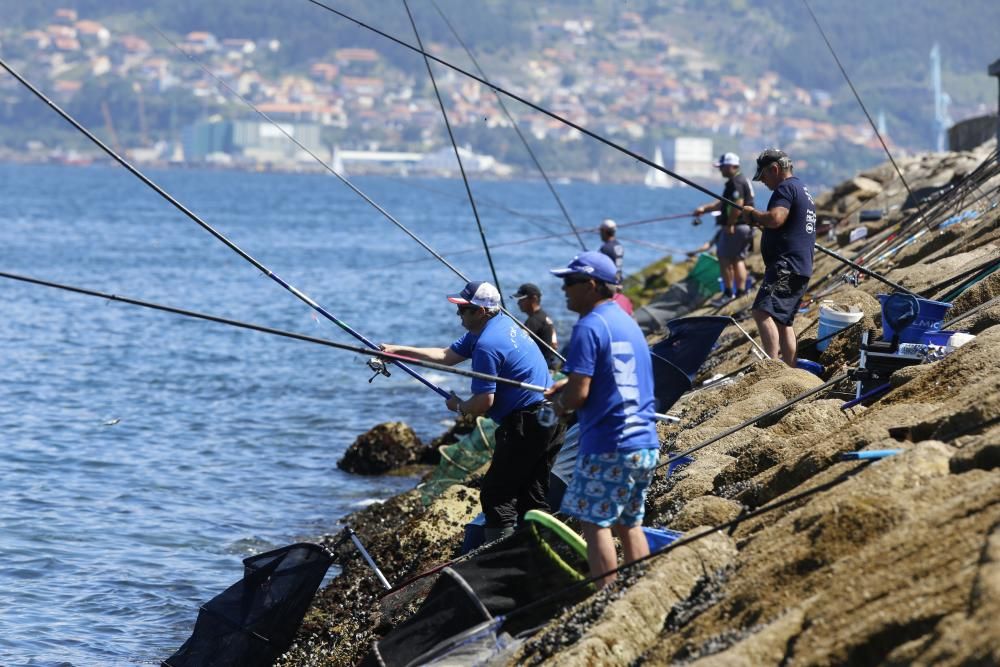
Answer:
[{"left": 0, "top": 163, "right": 709, "bottom": 665}]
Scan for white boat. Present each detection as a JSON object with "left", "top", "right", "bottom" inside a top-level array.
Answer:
[{"left": 644, "top": 146, "right": 672, "bottom": 188}]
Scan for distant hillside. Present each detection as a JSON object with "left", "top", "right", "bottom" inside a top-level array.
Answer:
[{"left": 0, "top": 0, "right": 995, "bottom": 185}]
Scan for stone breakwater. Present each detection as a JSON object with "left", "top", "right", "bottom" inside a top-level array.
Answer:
[{"left": 278, "top": 141, "right": 1000, "bottom": 666}]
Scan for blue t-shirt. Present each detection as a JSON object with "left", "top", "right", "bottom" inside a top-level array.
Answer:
[
  {"left": 450, "top": 313, "right": 552, "bottom": 422},
  {"left": 760, "top": 176, "right": 817, "bottom": 277},
  {"left": 562, "top": 301, "right": 659, "bottom": 455}
]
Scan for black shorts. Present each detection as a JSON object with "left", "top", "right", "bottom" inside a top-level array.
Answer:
[{"left": 752, "top": 264, "right": 809, "bottom": 326}]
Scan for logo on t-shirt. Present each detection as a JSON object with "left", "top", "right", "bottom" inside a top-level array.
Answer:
[{"left": 611, "top": 341, "right": 646, "bottom": 436}]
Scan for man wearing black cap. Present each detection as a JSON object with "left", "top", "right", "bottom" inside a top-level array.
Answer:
[
  {"left": 381, "top": 280, "right": 564, "bottom": 543},
  {"left": 741, "top": 148, "right": 817, "bottom": 366},
  {"left": 513, "top": 283, "right": 560, "bottom": 370}
]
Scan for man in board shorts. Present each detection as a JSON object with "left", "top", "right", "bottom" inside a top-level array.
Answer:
[
  {"left": 545, "top": 252, "right": 660, "bottom": 588},
  {"left": 693, "top": 152, "right": 755, "bottom": 306},
  {"left": 742, "top": 148, "right": 817, "bottom": 366}
]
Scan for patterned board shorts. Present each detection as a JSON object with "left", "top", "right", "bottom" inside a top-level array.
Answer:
[{"left": 559, "top": 449, "right": 659, "bottom": 528}]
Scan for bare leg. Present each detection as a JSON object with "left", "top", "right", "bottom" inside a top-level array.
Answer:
[
  {"left": 734, "top": 260, "right": 748, "bottom": 294},
  {"left": 613, "top": 524, "right": 650, "bottom": 564},
  {"left": 720, "top": 258, "right": 734, "bottom": 293},
  {"left": 778, "top": 322, "right": 798, "bottom": 367},
  {"left": 582, "top": 522, "right": 618, "bottom": 589},
  {"left": 753, "top": 309, "right": 781, "bottom": 360}
]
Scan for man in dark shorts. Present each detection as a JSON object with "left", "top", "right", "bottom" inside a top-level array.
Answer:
[
  {"left": 742, "top": 148, "right": 816, "bottom": 366},
  {"left": 381, "top": 281, "right": 565, "bottom": 543},
  {"left": 693, "top": 152, "right": 755, "bottom": 306},
  {"left": 513, "top": 282, "right": 560, "bottom": 371}
]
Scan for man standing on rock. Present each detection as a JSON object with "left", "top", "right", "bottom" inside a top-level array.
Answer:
[
  {"left": 545, "top": 252, "right": 660, "bottom": 588},
  {"left": 513, "top": 282, "right": 560, "bottom": 371},
  {"left": 598, "top": 219, "right": 625, "bottom": 284},
  {"left": 692, "top": 152, "right": 756, "bottom": 306},
  {"left": 381, "top": 281, "right": 564, "bottom": 543},
  {"left": 742, "top": 148, "right": 816, "bottom": 366}
]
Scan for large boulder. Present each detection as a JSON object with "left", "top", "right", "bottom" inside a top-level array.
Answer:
[{"left": 338, "top": 422, "right": 428, "bottom": 475}]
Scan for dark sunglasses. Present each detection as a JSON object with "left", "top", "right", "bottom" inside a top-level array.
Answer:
[
  {"left": 562, "top": 275, "right": 593, "bottom": 287},
  {"left": 457, "top": 305, "right": 481, "bottom": 314}
]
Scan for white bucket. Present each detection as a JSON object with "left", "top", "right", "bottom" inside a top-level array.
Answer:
[{"left": 817, "top": 304, "right": 864, "bottom": 351}]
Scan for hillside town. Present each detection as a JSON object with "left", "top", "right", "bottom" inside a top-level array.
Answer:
[{"left": 0, "top": 7, "right": 963, "bottom": 183}]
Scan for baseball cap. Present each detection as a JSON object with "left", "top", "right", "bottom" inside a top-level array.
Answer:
[
  {"left": 753, "top": 148, "right": 788, "bottom": 181},
  {"left": 599, "top": 218, "right": 617, "bottom": 231},
  {"left": 512, "top": 283, "right": 541, "bottom": 299},
  {"left": 446, "top": 281, "right": 501, "bottom": 309},
  {"left": 550, "top": 251, "right": 619, "bottom": 285},
  {"left": 713, "top": 152, "right": 740, "bottom": 167}
]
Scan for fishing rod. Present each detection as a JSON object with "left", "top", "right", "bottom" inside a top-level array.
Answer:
[
  {"left": 403, "top": 0, "right": 505, "bottom": 311},
  {"left": 305, "top": 0, "right": 918, "bottom": 296},
  {"left": 430, "top": 0, "right": 587, "bottom": 251},
  {"left": 145, "top": 21, "right": 566, "bottom": 364},
  {"left": 0, "top": 56, "right": 451, "bottom": 400},
  {"left": 658, "top": 372, "right": 850, "bottom": 470},
  {"left": 800, "top": 0, "right": 926, "bottom": 224},
  {"left": 0, "top": 270, "right": 551, "bottom": 394},
  {"left": 499, "top": 459, "right": 870, "bottom": 629}
]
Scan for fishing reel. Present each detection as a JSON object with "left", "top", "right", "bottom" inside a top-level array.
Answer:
[
  {"left": 691, "top": 216, "right": 703, "bottom": 226},
  {"left": 366, "top": 356, "right": 391, "bottom": 383}
]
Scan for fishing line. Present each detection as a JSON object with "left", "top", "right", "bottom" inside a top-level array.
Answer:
[
  {"left": 403, "top": 0, "right": 505, "bottom": 310},
  {"left": 800, "top": 0, "right": 926, "bottom": 224},
  {"left": 377, "top": 211, "right": 694, "bottom": 271},
  {"left": 0, "top": 56, "right": 451, "bottom": 400},
  {"left": 145, "top": 20, "right": 565, "bottom": 363},
  {"left": 305, "top": 0, "right": 919, "bottom": 296},
  {"left": 431, "top": 0, "right": 587, "bottom": 250},
  {"left": 0, "top": 270, "right": 549, "bottom": 393},
  {"left": 306, "top": 0, "right": 730, "bottom": 203}
]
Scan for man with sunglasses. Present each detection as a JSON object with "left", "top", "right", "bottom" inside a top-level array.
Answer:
[
  {"left": 546, "top": 252, "right": 659, "bottom": 588},
  {"left": 741, "top": 148, "right": 816, "bottom": 366},
  {"left": 381, "top": 281, "right": 563, "bottom": 543}
]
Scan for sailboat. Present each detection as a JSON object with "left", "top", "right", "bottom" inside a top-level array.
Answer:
[{"left": 644, "top": 146, "right": 672, "bottom": 189}]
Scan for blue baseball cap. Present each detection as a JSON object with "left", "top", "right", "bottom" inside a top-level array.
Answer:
[{"left": 550, "top": 251, "right": 619, "bottom": 284}]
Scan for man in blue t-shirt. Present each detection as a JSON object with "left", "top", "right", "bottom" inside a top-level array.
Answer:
[
  {"left": 546, "top": 251, "right": 659, "bottom": 588},
  {"left": 742, "top": 148, "right": 817, "bottom": 366},
  {"left": 381, "top": 281, "right": 563, "bottom": 543}
]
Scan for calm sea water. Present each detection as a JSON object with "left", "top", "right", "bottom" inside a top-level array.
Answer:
[{"left": 0, "top": 163, "right": 709, "bottom": 665}]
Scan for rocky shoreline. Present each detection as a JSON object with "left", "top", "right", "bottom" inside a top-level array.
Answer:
[{"left": 278, "top": 141, "right": 1000, "bottom": 666}]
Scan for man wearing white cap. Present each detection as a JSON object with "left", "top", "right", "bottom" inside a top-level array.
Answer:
[
  {"left": 381, "top": 281, "right": 564, "bottom": 543},
  {"left": 692, "top": 152, "right": 755, "bottom": 306},
  {"left": 598, "top": 219, "right": 624, "bottom": 284}
]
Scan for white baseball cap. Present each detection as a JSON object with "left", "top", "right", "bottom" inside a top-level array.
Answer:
[
  {"left": 713, "top": 152, "right": 740, "bottom": 167},
  {"left": 446, "top": 281, "right": 501, "bottom": 309},
  {"left": 600, "top": 218, "right": 617, "bottom": 231}
]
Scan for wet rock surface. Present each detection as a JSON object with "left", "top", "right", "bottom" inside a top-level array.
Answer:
[
  {"left": 336, "top": 421, "right": 434, "bottom": 475},
  {"left": 280, "top": 141, "right": 1000, "bottom": 666}
]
